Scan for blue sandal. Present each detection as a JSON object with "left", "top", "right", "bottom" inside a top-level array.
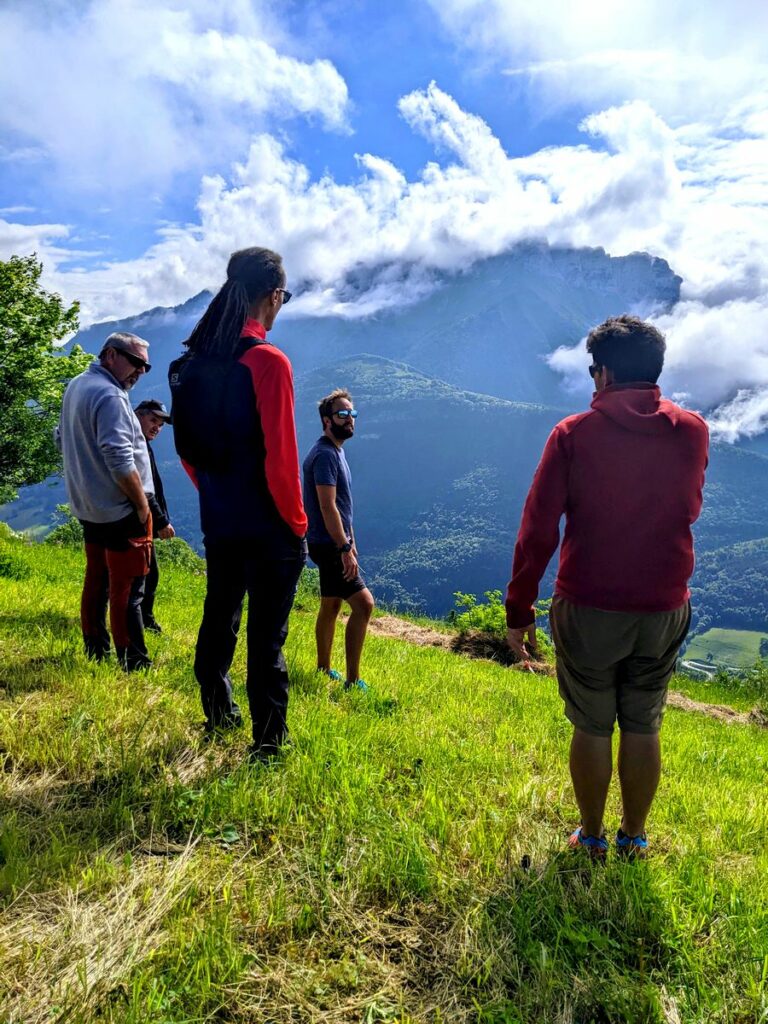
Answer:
[
  {"left": 616, "top": 828, "right": 648, "bottom": 859},
  {"left": 568, "top": 826, "right": 608, "bottom": 860},
  {"left": 344, "top": 678, "right": 369, "bottom": 692}
]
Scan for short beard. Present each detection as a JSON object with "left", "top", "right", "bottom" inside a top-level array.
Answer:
[{"left": 330, "top": 422, "right": 352, "bottom": 441}]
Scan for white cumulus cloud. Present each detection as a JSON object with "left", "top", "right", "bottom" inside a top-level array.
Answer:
[
  {"left": 0, "top": 0, "right": 349, "bottom": 195},
  {"left": 430, "top": 0, "right": 768, "bottom": 123}
]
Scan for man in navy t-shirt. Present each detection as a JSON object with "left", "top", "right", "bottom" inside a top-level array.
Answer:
[{"left": 302, "top": 389, "right": 375, "bottom": 690}]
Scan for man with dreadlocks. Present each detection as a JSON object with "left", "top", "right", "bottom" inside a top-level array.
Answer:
[{"left": 169, "top": 247, "right": 307, "bottom": 761}]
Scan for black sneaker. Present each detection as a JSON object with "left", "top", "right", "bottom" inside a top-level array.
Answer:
[
  {"left": 116, "top": 648, "right": 153, "bottom": 672},
  {"left": 203, "top": 712, "right": 244, "bottom": 740},
  {"left": 247, "top": 737, "right": 291, "bottom": 765},
  {"left": 84, "top": 639, "right": 111, "bottom": 662},
  {"left": 143, "top": 617, "right": 163, "bottom": 633}
]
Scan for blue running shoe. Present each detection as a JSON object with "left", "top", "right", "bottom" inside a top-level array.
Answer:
[
  {"left": 344, "top": 678, "right": 369, "bottom": 692},
  {"left": 616, "top": 828, "right": 649, "bottom": 860},
  {"left": 322, "top": 668, "right": 343, "bottom": 681},
  {"left": 568, "top": 826, "right": 608, "bottom": 860}
]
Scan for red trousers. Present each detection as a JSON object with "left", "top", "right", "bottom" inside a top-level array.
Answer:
[{"left": 80, "top": 511, "right": 152, "bottom": 668}]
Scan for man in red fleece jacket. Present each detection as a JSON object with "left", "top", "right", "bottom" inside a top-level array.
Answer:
[{"left": 505, "top": 315, "right": 709, "bottom": 858}]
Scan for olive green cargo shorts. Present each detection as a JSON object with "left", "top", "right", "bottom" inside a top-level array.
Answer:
[{"left": 549, "top": 596, "right": 691, "bottom": 737}]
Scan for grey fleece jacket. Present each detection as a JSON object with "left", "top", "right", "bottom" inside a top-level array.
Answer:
[{"left": 57, "top": 362, "right": 154, "bottom": 524}]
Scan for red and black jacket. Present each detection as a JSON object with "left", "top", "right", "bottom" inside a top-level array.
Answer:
[{"left": 186, "top": 319, "right": 307, "bottom": 546}]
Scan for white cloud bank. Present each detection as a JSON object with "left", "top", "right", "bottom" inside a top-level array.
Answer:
[
  {"left": 0, "top": 0, "right": 349, "bottom": 194},
  {"left": 430, "top": 0, "right": 768, "bottom": 123},
  {"left": 1, "top": 2, "right": 767, "bottom": 440},
  {"left": 426, "top": 0, "right": 768, "bottom": 440}
]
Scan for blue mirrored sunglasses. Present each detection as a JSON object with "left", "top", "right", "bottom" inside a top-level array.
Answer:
[{"left": 334, "top": 409, "right": 358, "bottom": 419}]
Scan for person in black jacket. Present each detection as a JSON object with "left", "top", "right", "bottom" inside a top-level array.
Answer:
[{"left": 134, "top": 400, "right": 176, "bottom": 631}]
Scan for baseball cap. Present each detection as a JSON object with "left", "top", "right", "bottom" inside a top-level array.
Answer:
[{"left": 134, "top": 399, "right": 171, "bottom": 422}]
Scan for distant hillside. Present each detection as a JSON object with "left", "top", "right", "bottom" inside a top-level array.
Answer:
[{"left": 690, "top": 537, "right": 768, "bottom": 634}]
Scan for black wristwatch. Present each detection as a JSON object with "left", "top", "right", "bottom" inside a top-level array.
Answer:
[{"left": 338, "top": 541, "right": 352, "bottom": 553}]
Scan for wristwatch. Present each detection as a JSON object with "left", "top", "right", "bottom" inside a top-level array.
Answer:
[{"left": 338, "top": 541, "right": 352, "bottom": 553}]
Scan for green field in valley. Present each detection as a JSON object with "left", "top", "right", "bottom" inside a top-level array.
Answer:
[
  {"left": 1, "top": 526, "right": 767, "bottom": 1023},
  {"left": 686, "top": 627, "right": 768, "bottom": 669}
]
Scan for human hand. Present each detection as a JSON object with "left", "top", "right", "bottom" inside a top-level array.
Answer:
[
  {"left": 158, "top": 524, "right": 175, "bottom": 540},
  {"left": 341, "top": 550, "right": 359, "bottom": 581},
  {"left": 506, "top": 623, "right": 537, "bottom": 662},
  {"left": 137, "top": 503, "right": 150, "bottom": 525}
]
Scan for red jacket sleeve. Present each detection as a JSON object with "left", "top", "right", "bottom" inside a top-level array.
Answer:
[
  {"left": 181, "top": 458, "right": 199, "bottom": 490},
  {"left": 242, "top": 347, "right": 308, "bottom": 538},
  {"left": 505, "top": 426, "right": 569, "bottom": 628}
]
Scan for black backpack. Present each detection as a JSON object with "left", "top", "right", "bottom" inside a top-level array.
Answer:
[{"left": 168, "top": 340, "right": 260, "bottom": 471}]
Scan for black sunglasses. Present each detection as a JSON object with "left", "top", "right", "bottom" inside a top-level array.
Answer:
[
  {"left": 334, "top": 409, "right": 358, "bottom": 419},
  {"left": 278, "top": 288, "right": 292, "bottom": 304},
  {"left": 588, "top": 363, "right": 601, "bottom": 379},
  {"left": 115, "top": 348, "right": 151, "bottom": 373}
]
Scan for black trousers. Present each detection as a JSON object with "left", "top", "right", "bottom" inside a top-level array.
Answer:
[
  {"left": 141, "top": 546, "right": 159, "bottom": 620},
  {"left": 194, "top": 536, "right": 306, "bottom": 747}
]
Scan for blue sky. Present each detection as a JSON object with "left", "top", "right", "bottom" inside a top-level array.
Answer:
[{"left": 1, "top": 0, "right": 767, "bottom": 436}]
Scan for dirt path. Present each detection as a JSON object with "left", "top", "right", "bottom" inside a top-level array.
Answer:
[
  {"left": 666, "top": 692, "right": 767, "bottom": 726},
  {"left": 368, "top": 615, "right": 451, "bottom": 648},
  {"left": 367, "top": 616, "right": 767, "bottom": 728}
]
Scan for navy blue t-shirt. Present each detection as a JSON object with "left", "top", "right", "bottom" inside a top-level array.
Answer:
[{"left": 303, "top": 436, "right": 353, "bottom": 545}]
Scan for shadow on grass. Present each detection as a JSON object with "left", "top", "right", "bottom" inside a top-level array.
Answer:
[
  {"left": 0, "top": 610, "right": 79, "bottom": 633},
  {"left": 0, "top": 653, "right": 78, "bottom": 698},
  {"left": 465, "top": 853, "right": 672, "bottom": 1023},
  {"left": 0, "top": 744, "right": 213, "bottom": 901}
]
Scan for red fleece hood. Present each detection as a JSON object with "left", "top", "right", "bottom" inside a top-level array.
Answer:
[{"left": 591, "top": 383, "right": 682, "bottom": 435}]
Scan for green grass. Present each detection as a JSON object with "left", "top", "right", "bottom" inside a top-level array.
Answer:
[
  {"left": 686, "top": 628, "right": 768, "bottom": 670},
  {"left": 1, "top": 528, "right": 767, "bottom": 1023}
]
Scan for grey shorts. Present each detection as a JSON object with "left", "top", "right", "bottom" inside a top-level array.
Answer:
[{"left": 549, "top": 596, "right": 691, "bottom": 737}]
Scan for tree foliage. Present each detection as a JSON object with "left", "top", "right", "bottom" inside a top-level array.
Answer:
[
  {"left": 689, "top": 537, "right": 768, "bottom": 634},
  {"left": 0, "top": 254, "right": 91, "bottom": 504}
]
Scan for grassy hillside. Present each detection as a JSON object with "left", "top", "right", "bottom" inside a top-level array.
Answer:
[
  {"left": 686, "top": 628, "right": 768, "bottom": 669},
  {"left": 1, "top": 530, "right": 767, "bottom": 1023}
]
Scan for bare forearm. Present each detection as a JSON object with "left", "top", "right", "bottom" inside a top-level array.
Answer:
[{"left": 319, "top": 502, "right": 348, "bottom": 548}]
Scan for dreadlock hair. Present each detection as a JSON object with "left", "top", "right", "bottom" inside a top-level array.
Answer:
[{"left": 185, "top": 247, "right": 285, "bottom": 357}]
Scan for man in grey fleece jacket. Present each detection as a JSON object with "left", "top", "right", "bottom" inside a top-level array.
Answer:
[{"left": 57, "top": 332, "right": 157, "bottom": 670}]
